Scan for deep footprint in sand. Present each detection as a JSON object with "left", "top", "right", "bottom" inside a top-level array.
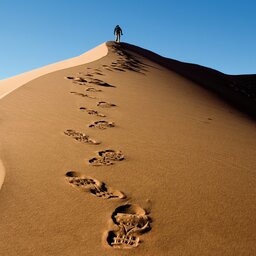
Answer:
[
  {"left": 104, "top": 67, "right": 113, "bottom": 72},
  {"left": 73, "top": 77, "right": 87, "bottom": 83},
  {"left": 70, "top": 92, "right": 95, "bottom": 99},
  {"left": 65, "top": 76, "right": 87, "bottom": 84},
  {"left": 88, "top": 78, "right": 115, "bottom": 88},
  {"left": 65, "top": 171, "right": 126, "bottom": 199},
  {"left": 97, "top": 101, "right": 116, "bottom": 108},
  {"left": 92, "top": 72, "right": 104, "bottom": 76},
  {"left": 89, "top": 121, "right": 115, "bottom": 130},
  {"left": 89, "top": 150, "right": 124, "bottom": 166},
  {"left": 86, "top": 87, "right": 102, "bottom": 92},
  {"left": 80, "top": 107, "right": 106, "bottom": 117},
  {"left": 113, "top": 67, "right": 126, "bottom": 72},
  {"left": 64, "top": 129, "right": 100, "bottom": 145},
  {"left": 106, "top": 204, "right": 151, "bottom": 249},
  {"left": 88, "top": 157, "right": 113, "bottom": 166},
  {"left": 98, "top": 149, "right": 124, "bottom": 161},
  {"left": 65, "top": 76, "right": 75, "bottom": 80}
]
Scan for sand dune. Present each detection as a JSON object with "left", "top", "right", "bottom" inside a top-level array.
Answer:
[{"left": 0, "top": 41, "right": 255, "bottom": 255}]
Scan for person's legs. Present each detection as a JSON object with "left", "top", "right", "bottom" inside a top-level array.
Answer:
[{"left": 117, "top": 33, "right": 120, "bottom": 42}]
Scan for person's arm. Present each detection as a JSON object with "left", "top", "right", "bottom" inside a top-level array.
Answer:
[
  {"left": 114, "top": 28, "right": 116, "bottom": 35},
  {"left": 121, "top": 28, "right": 123, "bottom": 35}
]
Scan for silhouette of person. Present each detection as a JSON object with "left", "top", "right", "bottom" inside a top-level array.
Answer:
[{"left": 114, "top": 25, "right": 123, "bottom": 43}]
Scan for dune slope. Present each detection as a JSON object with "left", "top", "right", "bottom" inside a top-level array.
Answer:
[
  {"left": 123, "top": 42, "right": 256, "bottom": 118},
  {"left": 0, "top": 41, "right": 255, "bottom": 256}
]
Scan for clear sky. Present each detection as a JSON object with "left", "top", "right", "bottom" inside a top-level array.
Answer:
[{"left": 0, "top": 0, "right": 255, "bottom": 80}]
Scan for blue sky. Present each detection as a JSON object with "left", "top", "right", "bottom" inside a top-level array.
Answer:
[{"left": 0, "top": 0, "right": 255, "bottom": 80}]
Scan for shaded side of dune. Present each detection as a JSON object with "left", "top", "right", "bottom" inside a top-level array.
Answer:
[{"left": 120, "top": 42, "right": 256, "bottom": 118}]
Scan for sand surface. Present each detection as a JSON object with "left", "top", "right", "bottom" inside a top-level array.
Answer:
[{"left": 0, "top": 41, "right": 255, "bottom": 255}]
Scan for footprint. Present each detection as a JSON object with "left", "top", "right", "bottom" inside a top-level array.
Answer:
[
  {"left": 73, "top": 77, "right": 87, "bottom": 83},
  {"left": 65, "top": 76, "right": 89, "bottom": 86},
  {"left": 88, "top": 157, "right": 113, "bottom": 166},
  {"left": 89, "top": 79, "right": 115, "bottom": 88},
  {"left": 64, "top": 129, "right": 100, "bottom": 145},
  {"left": 94, "top": 81, "right": 114, "bottom": 87},
  {"left": 104, "top": 68, "right": 113, "bottom": 72},
  {"left": 65, "top": 76, "right": 87, "bottom": 83},
  {"left": 65, "top": 171, "right": 126, "bottom": 199},
  {"left": 79, "top": 107, "right": 106, "bottom": 117},
  {"left": 86, "top": 87, "right": 102, "bottom": 92},
  {"left": 66, "top": 171, "right": 99, "bottom": 187},
  {"left": 93, "top": 72, "right": 104, "bottom": 76},
  {"left": 88, "top": 150, "right": 124, "bottom": 166},
  {"left": 106, "top": 204, "right": 151, "bottom": 249},
  {"left": 70, "top": 92, "right": 95, "bottom": 99},
  {"left": 65, "top": 76, "right": 75, "bottom": 80},
  {"left": 97, "top": 101, "right": 116, "bottom": 108},
  {"left": 98, "top": 149, "right": 124, "bottom": 161},
  {"left": 89, "top": 121, "right": 115, "bottom": 130},
  {"left": 113, "top": 68, "right": 125, "bottom": 72}
]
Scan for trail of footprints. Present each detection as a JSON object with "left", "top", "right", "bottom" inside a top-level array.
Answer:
[{"left": 63, "top": 47, "right": 151, "bottom": 249}]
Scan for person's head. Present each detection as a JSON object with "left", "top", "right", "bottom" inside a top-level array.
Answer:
[{"left": 116, "top": 25, "right": 120, "bottom": 28}]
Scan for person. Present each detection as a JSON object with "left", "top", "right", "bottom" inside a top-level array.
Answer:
[{"left": 114, "top": 25, "right": 123, "bottom": 43}]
